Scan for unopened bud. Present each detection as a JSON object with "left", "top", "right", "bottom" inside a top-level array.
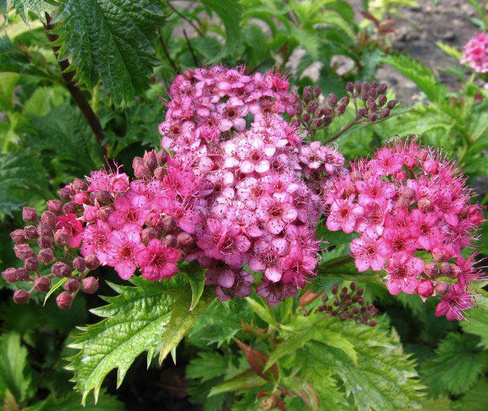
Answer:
[
  {"left": 62, "top": 202, "right": 79, "bottom": 215},
  {"left": 303, "top": 86, "right": 312, "bottom": 102},
  {"left": 24, "top": 226, "right": 38, "bottom": 240},
  {"left": 346, "top": 82, "right": 354, "bottom": 93},
  {"left": 379, "top": 108, "right": 390, "bottom": 118},
  {"left": 97, "top": 206, "right": 113, "bottom": 221},
  {"left": 92, "top": 191, "right": 111, "bottom": 204},
  {"left": 418, "top": 280, "right": 434, "bottom": 299},
  {"left": 327, "top": 93, "right": 338, "bottom": 106},
  {"left": 58, "top": 187, "right": 73, "bottom": 200},
  {"left": 22, "top": 207, "right": 38, "bottom": 223},
  {"left": 337, "top": 104, "right": 347, "bottom": 115},
  {"left": 378, "top": 95, "right": 387, "bottom": 106},
  {"left": 54, "top": 230, "right": 71, "bottom": 247},
  {"left": 85, "top": 254, "right": 100, "bottom": 270},
  {"left": 313, "top": 85, "right": 321, "bottom": 97},
  {"left": 37, "top": 222, "right": 52, "bottom": 236},
  {"left": 387, "top": 100, "right": 397, "bottom": 110},
  {"left": 2, "top": 268, "right": 17, "bottom": 283},
  {"left": 56, "top": 292, "right": 73, "bottom": 309},
  {"left": 156, "top": 150, "right": 168, "bottom": 165},
  {"left": 368, "top": 113, "right": 378, "bottom": 122},
  {"left": 47, "top": 200, "right": 64, "bottom": 214},
  {"left": 301, "top": 113, "right": 310, "bottom": 123},
  {"left": 422, "top": 159, "right": 439, "bottom": 174},
  {"left": 38, "top": 235, "right": 53, "bottom": 249},
  {"left": 14, "top": 244, "right": 35, "bottom": 260},
  {"left": 424, "top": 262, "right": 439, "bottom": 278},
  {"left": 143, "top": 151, "right": 158, "bottom": 170},
  {"left": 377, "top": 83, "right": 387, "bottom": 94},
  {"left": 435, "top": 282, "right": 449, "bottom": 296},
  {"left": 134, "top": 165, "right": 151, "bottom": 179},
  {"left": 72, "top": 178, "right": 87, "bottom": 191},
  {"left": 450, "top": 264, "right": 461, "bottom": 279},
  {"left": 35, "top": 277, "right": 50, "bottom": 292},
  {"left": 64, "top": 278, "right": 80, "bottom": 293},
  {"left": 83, "top": 277, "right": 99, "bottom": 294},
  {"left": 132, "top": 156, "right": 144, "bottom": 169},
  {"left": 177, "top": 232, "right": 194, "bottom": 247},
  {"left": 358, "top": 108, "right": 367, "bottom": 117},
  {"left": 38, "top": 248, "right": 55, "bottom": 264},
  {"left": 16, "top": 268, "right": 29, "bottom": 281},
  {"left": 418, "top": 197, "right": 433, "bottom": 212},
  {"left": 10, "top": 229, "right": 26, "bottom": 244},
  {"left": 313, "top": 118, "right": 324, "bottom": 128},
  {"left": 25, "top": 257, "right": 39, "bottom": 272},
  {"left": 367, "top": 98, "right": 377, "bottom": 111},
  {"left": 163, "top": 234, "right": 177, "bottom": 248},
  {"left": 13, "top": 290, "right": 30, "bottom": 304},
  {"left": 154, "top": 167, "right": 166, "bottom": 180},
  {"left": 73, "top": 257, "right": 86, "bottom": 273},
  {"left": 41, "top": 211, "right": 57, "bottom": 227},
  {"left": 440, "top": 262, "right": 452, "bottom": 276},
  {"left": 141, "top": 228, "right": 157, "bottom": 244}
]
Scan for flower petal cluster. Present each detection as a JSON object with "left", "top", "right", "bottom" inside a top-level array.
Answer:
[{"left": 325, "top": 139, "right": 484, "bottom": 320}]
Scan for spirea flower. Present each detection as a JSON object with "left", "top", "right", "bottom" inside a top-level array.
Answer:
[{"left": 461, "top": 32, "right": 488, "bottom": 73}]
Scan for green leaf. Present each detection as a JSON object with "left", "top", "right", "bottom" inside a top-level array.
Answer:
[
  {"left": 66, "top": 277, "right": 176, "bottom": 404},
  {"left": 436, "top": 42, "right": 462, "bottom": 60},
  {"left": 293, "top": 319, "right": 424, "bottom": 409},
  {"left": 182, "top": 262, "right": 206, "bottom": 311},
  {"left": 10, "top": 0, "right": 58, "bottom": 25},
  {"left": 24, "top": 389, "right": 124, "bottom": 410},
  {"left": 0, "top": 332, "right": 35, "bottom": 403},
  {"left": 53, "top": 0, "right": 168, "bottom": 105},
  {"left": 451, "top": 378, "right": 488, "bottom": 411},
  {"left": 245, "top": 296, "right": 277, "bottom": 326},
  {"left": 421, "top": 333, "right": 488, "bottom": 397},
  {"left": 461, "top": 296, "right": 488, "bottom": 349},
  {"left": 159, "top": 285, "right": 216, "bottom": 364},
  {"left": 383, "top": 53, "right": 447, "bottom": 103},
  {"left": 199, "top": 0, "right": 242, "bottom": 60},
  {"left": 208, "top": 369, "right": 266, "bottom": 397},
  {"left": 27, "top": 102, "right": 101, "bottom": 181},
  {"left": 186, "top": 352, "right": 238, "bottom": 383}
]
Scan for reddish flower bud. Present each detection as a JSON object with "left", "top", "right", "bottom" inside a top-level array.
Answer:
[
  {"left": 64, "top": 278, "right": 80, "bottom": 293},
  {"left": 132, "top": 156, "right": 144, "bottom": 169},
  {"left": 301, "top": 113, "right": 310, "bottom": 123},
  {"left": 56, "top": 292, "right": 73, "bottom": 309},
  {"left": 153, "top": 167, "right": 166, "bottom": 180},
  {"left": 337, "top": 104, "right": 347, "bottom": 115},
  {"left": 24, "top": 256, "right": 39, "bottom": 272},
  {"left": 424, "top": 262, "right": 439, "bottom": 278},
  {"left": 435, "top": 281, "right": 450, "bottom": 296},
  {"left": 10, "top": 229, "right": 26, "bottom": 244},
  {"left": 38, "top": 235, "right": 53, "bottom": 249},
  {"left": 143, "top": 151, "right": 158, "bottom": 170},
  {"left": 440, "top": 262, "right": 452, "bottom": 276},
  {"left": 450, "top": 264, "right": 461, "bottom": 279},
  {"left": 85, "top": 254, "right": 100, "bottom": 270},
  {"left": 52, "top": 262, "right": 66, "bottom": 277},
  {"left": 24, "top": 225, "right": 38, "bottom": 240},
  {"left": 177, "top": 232, "right": 194, "bottom": 247},
  {"left": 54, "top": 230, "right": 71, "bottom": 247},
  {"left": 35, "top": 277, "right": 51, "bottom": 292},
  {"left": 92, "top": 191, "right": 111, "bottom": 204},
  {"left": 422, "top": 159, "right": 439, "bottom": 174},
  {"left": 14, "top": 244, "right": 35, "bottom": 260},
  {"left": 134, "top": 165, "right": 151, "bottom": 179},
  {"left": 22, "top": 207, "right": 38, "bottom": 223},
  {"left": 368, "top": 113, "right": 378, "bottom": 122},
  {"left": 327, "top": 93, "right": 338, "bottom": 106},
  {"left": 380, "top": 108, "right": 390, "bottom": 118},
  {"left": 41, "top": 211, "right": 57, "bottom": 227},
  {"left": 16, "top": 268, "right": 29, "bottom": 281},
  {"left": 141, "top": 227, "right": 157, "bottom": 244},
  {"left": 38, "top": 248, "right": 55, "bottom": 264},
  {"left": 72, "top": 178, "right": 88, "bottom": 191},
  {"left": 378, "top": 95, "right": 387, "bottom": 106},
  {"left": 2, "top": 268, "right": 17, "bottom": 283},
  {"left": 13, "top": 290, "right": 30, "bottom": 304},
  {"left": 37, "top": 222, "right": 53, "bottom": 236},
  {"left": 377, "top": 83, "right": 387, "bottom": 94},
  {"left": 72, "top": 257, "right": 86, "bottom": 273},
  {"left": 156, "top": 150, "right": 168, "bottom": 165},
  {"left": 418, "top": 280, "right": 434, "bottom": 299},
  {"left": 47, "top": 200, "right": 64, "bottom": 214},
  {"left": 387, "top": 99, "right": 397, "bottom": 110},
  {"left": 358, "top": 108, "right": 367, "bottom": 117},
  {"left": 62, "top": 202, "right": 79, "bottom": 215},
  {"left": 313, "top": 85, "right": 322, "bottom": 97},
  {"left": 163, "top": 234, "right": 177, "bottom": 248},
  {"left": 346, "top": 82, "right": 354, "bottom": 93},
  {"left": 82, "top": 277, "right": 99, "bottom": 294},
  {"left": 58, "top": 187, "right": 73, "bottom": 200}
]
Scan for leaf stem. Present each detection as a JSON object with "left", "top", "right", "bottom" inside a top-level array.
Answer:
[
  {"left": 44, "top": 13, "right": 106, "bottom": 158},
  {"left": 325, "top": 115, "right": 361, "bottom": 144},
  {"left": 158, "top": 28, "right": 180, "bottom": 74},
  {"left": 168, "top": 3, "right": 206, "bottom": 38},
  {"left": 183, "top": 29, "right": 199, "bottom": 66}
]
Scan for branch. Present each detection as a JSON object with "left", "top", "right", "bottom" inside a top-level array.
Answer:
[
  {"left": 158, "top": 28, "right": 180, "bottom": 74},
  {"left": 44, "top": 13, "right": 106, "bottom": 158}
]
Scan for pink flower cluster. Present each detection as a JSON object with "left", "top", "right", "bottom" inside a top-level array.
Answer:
[
  {"left": 461, "top": 32, "right": 488, "bottom": 73},
  {"left": 325, "top": 140, "right": 484, "bottom": 320},
  {"left": 159, "top": 66, "right": 345, "bottom": 304}
]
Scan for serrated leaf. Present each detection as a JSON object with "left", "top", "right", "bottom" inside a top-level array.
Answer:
[
  {"left": 208, "top": 369, "right": 266, "bottom": 397},
  {"left": 53, "top": 0, "right": 168, "bottom": 105},
  {"left": 66, "top": 278, "right": 177, "bottom": 404},
  {"left": 27, "top": 101, "right": 101, "bottom": 181},
  {"left": 461, "top": 296, "right": 488, "bottom": 348},
  {"left": 10, "top": 0, "right": 58, "bottom": 25},
  {"left": 451, "top": 378, "right": 488, "bottom": 411},
  {"left": 421, "top": 333, "right": 488, "bottom": 397},
  {"left": 0, "top": 332, "right": 35, "bottom": 403},
  {"left": 199, "top": 0, "right": 242, "bottom": 60},
  {"left": 245, "top": 296, "right": 277, "bottom": 326},
  {"left": 182, "top": 263, "right": 206, "bottom": 311},
  {"left": 24, "top": 389, "right": 124, "bottom": 410},
  {"left": 159, "top": 285, "right": 216, "bottom": 364},
  {"left": 292, "top": 319, "right": 424, "bottom": 409},
  {"left": 186, "top": 352, "right": 234, "bottom": 383},
  {"left": 436, "top": 42, "right": 462, "bottom": 60}
]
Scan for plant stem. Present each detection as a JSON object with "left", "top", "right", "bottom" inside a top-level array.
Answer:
[
  {"left": 168, "top": 2, "right": 206, "bottom": 38},
  {"left": 325, "top": 116, "right": 361, "bottom": 144},
  {"left": 44, "top": 13, "right": 106, "bottom": 157},
  {"left": 158, "top": 28, "right": 180, "bottom": 74},
  {"left": 183, "top": 29, "right": 199, "bottom": 66}
]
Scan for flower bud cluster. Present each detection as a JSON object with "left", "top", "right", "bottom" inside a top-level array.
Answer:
[
  {"left": 325, "top": 138, "right": 484, "bottom": 320},
  {"left": 317, "top": 283, "right": 378, "bottom": 326},
  {"left": 293, "top": 85, "right": 349, "bottom": 132},
  {"left": 3, "top": 205, "right": 100, "bottom": 308},
  {"left": 346, "top": 80, "right": 396, "bottom": 122}
]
